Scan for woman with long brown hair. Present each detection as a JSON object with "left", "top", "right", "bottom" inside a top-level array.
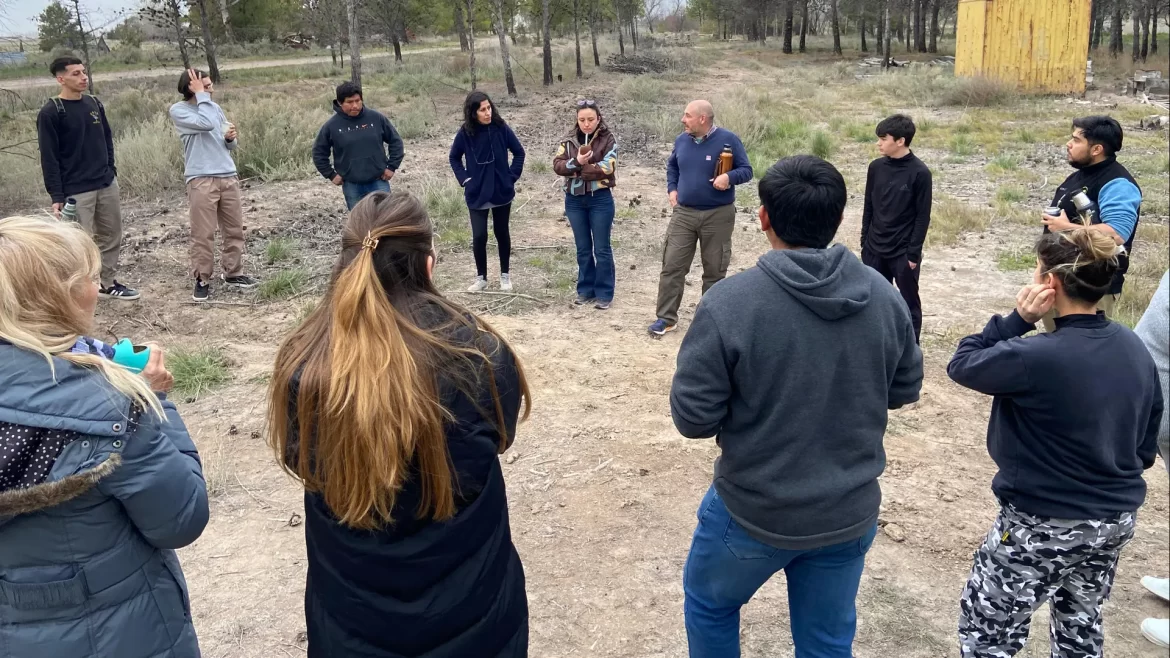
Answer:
[{"left": 268, "top": 191, "right": 532, "bottom": 657}]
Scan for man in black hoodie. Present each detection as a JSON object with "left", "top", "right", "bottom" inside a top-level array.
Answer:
[
  {"left": 312, "top": 82, "right": 405, "bottom": 210},
  {"left": 672, "top": 155, "right": 923, "bottom": 658},
  {"left": 861, "top": 114, "right": 932, "bottom": 342}
]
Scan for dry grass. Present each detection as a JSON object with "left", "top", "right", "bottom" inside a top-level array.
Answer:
[{"left": 927, "top": 194, "right": 993, "bottom": 247}]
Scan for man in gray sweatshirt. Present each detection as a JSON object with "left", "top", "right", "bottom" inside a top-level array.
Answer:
[
  {"left": 671, "top": 155, "right": 923, "bottom": 658},
  {"left": 169, "top": 69, "right": 257, "bottom": 301}
]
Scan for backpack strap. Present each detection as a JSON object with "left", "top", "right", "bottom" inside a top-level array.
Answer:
[{"left": 52, "top": 96, "right": 65, "bottom": 118}]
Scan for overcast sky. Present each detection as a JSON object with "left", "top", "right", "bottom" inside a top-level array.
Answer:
[{"left": 3, "top": 0, "right": 141, "bottom": 38}]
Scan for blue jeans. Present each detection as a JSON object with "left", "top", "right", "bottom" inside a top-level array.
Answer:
[
  {"left": 564, "top": 190, "right": 615, "bottom": 302},
  {"left": 683, "top": 486, "right": 878, "bottom": 658},
  {"left": 342, "top": 178, "right": 390, "bottom": 210}
]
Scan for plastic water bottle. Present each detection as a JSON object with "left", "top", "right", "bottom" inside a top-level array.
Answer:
[{"left": 61, "top": 198, "right": 78, "bottom": 221}]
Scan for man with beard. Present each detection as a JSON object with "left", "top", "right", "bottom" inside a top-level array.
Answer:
[{"left": 1040, "top": 116, "right": 1141, "bottom": 332}]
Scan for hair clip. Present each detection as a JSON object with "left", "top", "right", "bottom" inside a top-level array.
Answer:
[{"left": 361, "top": 232, "right": 379, "bottom": 251}]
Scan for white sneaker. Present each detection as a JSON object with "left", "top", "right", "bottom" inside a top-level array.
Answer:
[
  {"left": 1141, "top": 618, "right": 1169, "bottom": 648},
  {"left": 1142, "top": 576, "right": 1170, "bottom": 602},
  {"left": 467, "top": 276, "right": 488, "bottom": 292},
  {"left": 500, "top": 273, "right": 513, "bottom": 292}
]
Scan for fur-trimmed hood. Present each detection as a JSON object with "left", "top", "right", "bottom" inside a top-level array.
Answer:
[{"left": 0, "top": 341, "right": 135, "bottom": 527}]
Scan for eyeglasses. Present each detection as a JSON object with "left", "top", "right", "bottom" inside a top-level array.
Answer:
[{"left": 576, "top": 99, "right": 598, "bottom": 109}]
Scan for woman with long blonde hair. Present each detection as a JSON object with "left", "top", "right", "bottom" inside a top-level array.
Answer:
[
  {"left": 0, "top": 216, "right": 208, "bottom": 657},
  {"left": 268, "top": 191, "right": 532, "bottom": 657}
]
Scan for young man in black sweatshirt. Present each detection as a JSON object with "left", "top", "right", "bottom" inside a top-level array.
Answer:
[
  {"left": 672, "top": 155, "right": 922, "bottom": 657},
  {"left": 861, "top": 114, "right": 931, "bottom": 342},
  {"left": 36, "top": 57, "right": 138, "bottom": 300}
]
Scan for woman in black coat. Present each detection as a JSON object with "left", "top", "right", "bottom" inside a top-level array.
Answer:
[{"left": 268, "top": 191, "right": 532, "bottom": 657}]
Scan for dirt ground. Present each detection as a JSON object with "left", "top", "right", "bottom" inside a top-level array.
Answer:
[{"left": 71, "top": 53, "right": 1170, "bottom": 657}]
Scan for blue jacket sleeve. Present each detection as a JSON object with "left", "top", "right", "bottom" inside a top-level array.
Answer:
[
  {"left": 947, "top": 310, "right": 1036, "bottom": 396},
  {"left": 312, "top": 122, "right": 335, "bottom": 180},
  {"left": 96, "top": 399, "right": 209, "bottom": 550},
  {"left": 506, "top": 126, "right": 525, "bottom": 180},
  {"left": 728, "top": 136, "right": 753, "bottom": 185},
  {"left": 1098, "top": 178, "right": 1141, "bottom": 242},
  {"left": 449, "top": 131, "right": 469, "bottom": 184},
  {"left": 666, "top": 141, "right": 680, "bottom": 193},
  {"left": 669, "top": 302, "right": 733, "bottom": 438}
]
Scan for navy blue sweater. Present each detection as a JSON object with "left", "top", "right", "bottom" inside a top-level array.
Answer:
[
  {"left": 449, "top": 124, "right": 526, "bottom": 209},
  {"left": 666, "top": 127, "right": 752, "bottom": 210},
  {"left": 948, "top": 311, "right": 1163, "bottom": 519}
]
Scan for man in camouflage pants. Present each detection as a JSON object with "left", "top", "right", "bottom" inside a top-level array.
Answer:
[{"left": 958, "top": 504, "right": 1135, "bottom": 657}]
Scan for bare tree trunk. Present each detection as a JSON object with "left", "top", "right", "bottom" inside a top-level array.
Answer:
[
  {"left": 799, "top": 0, "right": 808, "bottom": 51},
  {"left": 1151, "top": 1, "right": 1159, "bottom": 54},
  {"left": 860, "top": 13, "right": 868, "bottom": 51},
  {"left": 493, "top": 0, "right": 517, "bottom": 94},
  {"left": 1140, "top": 2, "right": 1150, "bottom": 59},
  {"left": 454, "top": 0, "right": 469, "bottom": 52},
  {"left": 217, "top": 0, "right": 234, "bottom": 42},
  {"left": 169, "top": 0, "right": 191, "bottom": 70},
  {"left": 466, "top": 0, "right": 477, "bottom": 89},
  {"left": 631, "top": 11, "right": 639, "bottom": 50},
  {"left": 783, "top": 0, "right": 794, "bottom": 52},
  {"left": 617, "top": 2, "right": 626, "bottom": 55},
  {"left": 573, "top": 0, "right": 582, "bottom": 77},
  {"left": 830, "top": 0, "right": 842, "bottom": 53},
  {"left": 347, "top": 0, "right": 361, "bottom": 87},
  {"left": 882, "top": 0, "right": 892, "bottom": 67},
  {"left": 69, "top": 0, "right": 95, "bottom": 94},
  {"left": 1110, "top": 0, "right": 1123, "bottom": 56},
  {"left": 1088, "top": 0, "right": 1098, "bottom": 50},
  {"left": 1132, "top": 7, "right": 1141, "bottom": 59},
  {"left": 928, "top": 0, "right": 939, "bottom": 52},
  {"left": 876, "top": 0, "right": 885, "bottom": 53},
  {"left": 542, "top": 0, "right": 553, "bottom": 84},
  {"left": 589, "top": 0, "right": 600, "bottom": 66},
  {"left": 194, "top": 0, "right": 221, "bottom": 83}
]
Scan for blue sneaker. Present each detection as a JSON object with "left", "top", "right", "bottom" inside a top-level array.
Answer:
[{"left": 648, "top": 319, "right": 675, "bottom": 336}]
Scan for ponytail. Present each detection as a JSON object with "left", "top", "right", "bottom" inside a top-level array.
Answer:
[{"left": 1036, "top": 222, "right": 1121, "bottom": 304}]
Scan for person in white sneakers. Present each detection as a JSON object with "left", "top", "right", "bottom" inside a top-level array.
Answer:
[{"left": 1135, "top": 271, "right": 1170, "bottom": 648}]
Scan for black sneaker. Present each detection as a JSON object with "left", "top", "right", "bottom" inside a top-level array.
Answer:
[
  {"left": 99, "top": 281, "right": 140, "bottom": 301},
  {"left": 222, "top": 274, "right": 259, "bottom": 289},
  {"left": 193, "top": 279, "right": 210, "bottom": 301}
]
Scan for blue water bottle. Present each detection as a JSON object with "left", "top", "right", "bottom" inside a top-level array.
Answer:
[{"left": 111, "top": 338, "right": 151, "bottom": 374}]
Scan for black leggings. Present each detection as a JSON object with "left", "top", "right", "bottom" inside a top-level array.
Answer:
[{"left": 470, "top": 203, "right": 512, "bottom": 277}]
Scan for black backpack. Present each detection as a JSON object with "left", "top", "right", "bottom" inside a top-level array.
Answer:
[{"left": 51, "top": 94, "right": 104, "bottom": 119}]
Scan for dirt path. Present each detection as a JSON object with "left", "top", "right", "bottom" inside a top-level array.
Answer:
[
  {"left": 87, "top": 62, "right": 1170, "bottom": 657},
  {"left": 0, "top": 45, "right": 456, "bottom": 89}
]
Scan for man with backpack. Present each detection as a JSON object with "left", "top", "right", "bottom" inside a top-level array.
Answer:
[{"left": 36, "top": 56, "right": 138, "bottom": 300}]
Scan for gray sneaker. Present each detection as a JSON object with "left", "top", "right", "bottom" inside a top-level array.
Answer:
[{"left": 467, "top": 276, "right": 488, "bottom": 292}]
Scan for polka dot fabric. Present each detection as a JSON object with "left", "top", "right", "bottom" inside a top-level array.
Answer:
[{"left": 0, "top": 422, "right": 80, "bottom": 491}]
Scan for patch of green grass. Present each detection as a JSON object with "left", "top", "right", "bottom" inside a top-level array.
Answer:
[
  {"left": 996, "top": 248, "right": 1036, "bottom": 271},
  {"left": 529, "top": 160, "right": 551, "bottom": 175},
  {"left": 258, "top": 268, "right": 309, "bottom": 301},
  {"left": 265, "top": 237, "right": 297, "bottom": 265},
  {"left": 986, "top": 155, "right": 1019, "bottom": 174},
  {"left": 419, "top": 176, "right": 471, "bottom": 250},
  {"left": 616, "top": 75, "right": 670, "bottom": 105},
  {"left": 847, "top": 122, "right": 874, "bottom": 143},
  {"left": 926, "top": 195, "right": 992, "bottom": 247},
  {"left": 170, "top": 346, "right": 231, "bottom": 398},
  {"left": 949, "top": 134, "right": 976, "bottom": 156},
  {"left": 995, "top": 185, "right": 1027, "bottom": 204},
  {"left": 809, "top": 131, "right": 835, "bottom": 160},
  {"left": 1015, "top": 127, "right": 1037, "bottom": 144},
  {"left": 616, "top": 207, "right": 638, "bottom": 221}
]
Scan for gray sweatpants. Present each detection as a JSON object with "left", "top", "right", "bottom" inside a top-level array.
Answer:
[{"left": 72, "top": 178, "right": 124, "bottom": 285}]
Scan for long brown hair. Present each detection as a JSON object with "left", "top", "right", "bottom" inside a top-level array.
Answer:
[{"left": 267, "top": 192, "right": 531, "bottom": 530}]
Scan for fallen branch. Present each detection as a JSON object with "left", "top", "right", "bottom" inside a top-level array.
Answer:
[
  {"left": 181, "top": 300, "right": 256, "bottom": 307},
  {"left": 459, "top": 290, "right": 550, "bottom": 304}
]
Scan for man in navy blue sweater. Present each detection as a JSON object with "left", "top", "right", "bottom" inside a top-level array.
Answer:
[{"left": 649, "top": 100, "right": 752, "bottom": 336}]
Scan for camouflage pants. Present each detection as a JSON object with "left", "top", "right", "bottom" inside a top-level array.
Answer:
[{"left": 958, "top": 503, "right": 1135, "bottom": 658}]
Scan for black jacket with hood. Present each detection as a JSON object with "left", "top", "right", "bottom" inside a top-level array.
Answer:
[
  {"left": 312, "top": 102, "right": 405, "bottom": 185},
  {"left": 670, "top": 244, "right": 923, "bottom": 550}
]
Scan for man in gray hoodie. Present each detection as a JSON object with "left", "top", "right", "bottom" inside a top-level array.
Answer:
[
  {"left": 671, "top": 155, "right": 923, "bottom": 658},
  {"left": 169, "top": 69, "right": 257, "bottom": 301}
]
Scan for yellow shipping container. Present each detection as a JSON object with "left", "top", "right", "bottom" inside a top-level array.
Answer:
[{"left": 955, "top": 0, "right": 1091, "bottom": 94}]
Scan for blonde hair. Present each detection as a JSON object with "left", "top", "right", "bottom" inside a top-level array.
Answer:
[
  {"left": 1036, "top": 220, "right": 1121, "bottom": 304},
  {"left": 268, "top": 192, "right": 531, "bottom": 530},
  {"left": 0, "top": 216, "right": 162, "bottom": 416}
]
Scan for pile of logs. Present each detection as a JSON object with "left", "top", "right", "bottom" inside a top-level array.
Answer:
[{"left": 603, "top": 53, "right": 673, "bottom": 75}]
